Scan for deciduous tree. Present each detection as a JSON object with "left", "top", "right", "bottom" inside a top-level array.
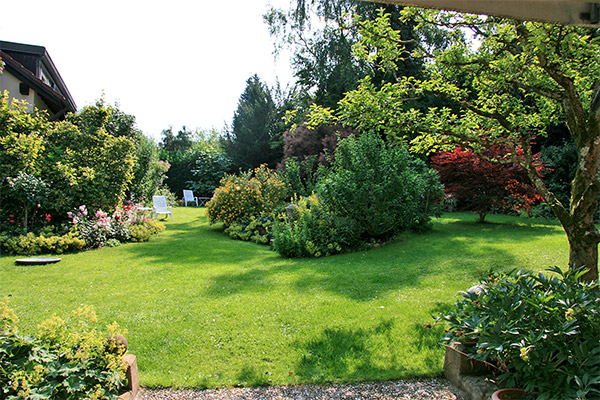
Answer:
[
  {"left": 431, "top": 146, "right": 544, "bottom": 222},
  {"left": 309, "top": 9, "right": 600, "bottom": 281}
]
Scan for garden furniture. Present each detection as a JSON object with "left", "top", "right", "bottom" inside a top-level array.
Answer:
[
  {"left": 183, "top": 190, "right": 198, "bottom": 206},
  {"left": 152, "top": 195, "right": 173, "bottom": 220}
]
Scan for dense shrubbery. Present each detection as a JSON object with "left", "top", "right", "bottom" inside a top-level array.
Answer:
[
  {"left": 437, "top": 267, "right": 600, "bottom": 399},
  {"left": 68, "top": 204, "right": 164, "bottom": 249},
  {"left": 0, "top": 232, "right": 85, "bottom": 256},
  {"left": 318, "top": 133, "right": 444, "bottom": 238},
  {"left": 210, "top": 133, "right": 443, "bottom": 258},
  {"left": 0, "top": 204, "right": 164, "bottom": 255},
  {"left": 272, "top": 194, "right": 361, "bottom": 257},
  {"left": 1, "top": 299, "right": 128, "bottom": 399},
  {"left": 0, "top": 94, "right": 167, "bottom": 232},
  {"left": 224, "top": 214, "right": 277, "bottom": 245},
  {"left": 207, "top": 165, "right": 289, "bottom": 227}
]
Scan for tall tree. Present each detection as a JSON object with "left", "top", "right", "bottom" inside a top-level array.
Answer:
[
  {"left": 309, "top": 10, "right": 600, "bottom": 281},
  {"left": 160, "top": 126, "right": 194, "bottom": 153},
  {"left": 224, "top": 75, "right": 280, "bottom": 170},
  {"left": 264, "top": 0, "right": 441, "bottom": 110}
]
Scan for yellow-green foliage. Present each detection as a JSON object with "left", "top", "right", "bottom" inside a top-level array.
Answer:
[
  {"left": 207, "top": 165, "right": 289, "bottom": 227},
  {"left": 129, "top": 220, "right": 165, "bottom": 242},
  {"left": 0, "top": 231, "right": 85, "bottom": 255},
  {"left": 224, "top": 214, "right": 274, "bottom": 244},
  {"left": 272, "top": 194, "right": 361, "bottom": 258},
  {"left": 1, "top": 299, "right": 128, "bottom": 399}
]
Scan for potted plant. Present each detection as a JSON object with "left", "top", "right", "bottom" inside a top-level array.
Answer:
[{"left": 436, "top": 267, "right": 600, "bottom": 400}]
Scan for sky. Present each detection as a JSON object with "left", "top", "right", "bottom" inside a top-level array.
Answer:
[{"left": 0, "top": 0, "right": 295, "bottom": 141}]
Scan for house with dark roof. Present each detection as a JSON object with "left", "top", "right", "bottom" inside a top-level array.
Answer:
[{"left": 0, "top": 40, "right": 76, "bottom": 120}]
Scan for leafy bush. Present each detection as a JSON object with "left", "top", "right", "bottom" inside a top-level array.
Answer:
[
  {"left": 436, "top": 267, "right": 600, "bottom": 399},
  {"left": 69, "top": 204, "right": 164, "bottom": 249},
  {"left": 1, "top": 299, "right": 128, "bottom": 399},
  {"left": 129, "top": 220, "right": 165, "bottom": 242},
  {"left": 279, "top": 156, "right": 326, "bottom": 198},
  {"left": 207, "top": 165, "right": 289, "bottom": 227},
  {"left": 0, "top": 232, "right": 85, "bottom": 255},
  {"left": 4, "top": 173, "right": 49, "bottom": 232},
  {"left": 272, "top": 195, "right": 361, "bottom": 258},
  {"left": 188, "top": 147, "right": 232, "bottom": 197},
  {"left": 317, "top": 133, "right": 444, "bottom": 238},
  {"left": 224, "top": 214, "right": 276, "bottom": 245},
  {"left": 430, "top": 146, "right": 545, "bottom": 222},
  {"left": 0, "top": 95, "right": 138, "bottom": 228},
  {"left": 0, "top": 204, "right": 163, "bottom": 255}
]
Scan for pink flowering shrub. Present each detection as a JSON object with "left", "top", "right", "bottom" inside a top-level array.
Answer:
[{"left": 69, "top": 204, "right": 163, "bottom": 249}]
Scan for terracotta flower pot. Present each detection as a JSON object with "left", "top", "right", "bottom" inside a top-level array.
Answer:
[{"left": 492, "top": 388, "right": 529, "bottom": 400}]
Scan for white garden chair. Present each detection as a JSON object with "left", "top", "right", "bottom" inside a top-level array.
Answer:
[
  {"left": 183, "top": 190, "right": 198, "bottom": 206},
  {"left": 152, "top": 195, "right": 173, "bottom": 220}
]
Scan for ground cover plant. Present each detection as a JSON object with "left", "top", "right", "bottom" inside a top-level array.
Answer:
[
  {"left": 1, "top": 300, "right": 128, "bottom": 399},
  {"left": 0, "top": 208, "right": 568, "bottom": 388}
]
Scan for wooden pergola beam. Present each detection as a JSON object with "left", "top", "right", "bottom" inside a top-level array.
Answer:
[{"left": 366, "top": 0, "right": 600, "bottom": 26}]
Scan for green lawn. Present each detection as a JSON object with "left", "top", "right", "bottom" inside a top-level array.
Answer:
[{"left": 0, "top": 208, "right": 568, "bottom": 388}]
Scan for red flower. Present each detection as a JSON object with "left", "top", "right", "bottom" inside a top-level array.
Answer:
[{"left": 45, "top": 214, "right": 51, "bottom": 221}]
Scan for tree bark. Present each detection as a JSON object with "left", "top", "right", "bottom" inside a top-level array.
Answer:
[{"left": 565, "top": 222, "right": 600, "bottom": 282}]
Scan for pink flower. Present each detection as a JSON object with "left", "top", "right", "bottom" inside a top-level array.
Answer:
[{"left": 45, "top": 214, "right": 51, "bottom": 221}]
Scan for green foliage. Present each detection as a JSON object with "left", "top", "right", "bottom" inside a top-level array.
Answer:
[
  {"left": 0, "top": 95, "right": 138, "bottom": 230},
  {"left": 159, "top": 126, "right": 194, "bottom": 153},
  {"left": 5, "top": 173, "right": 49, "bottom": 232},
  {"left": 224, "top": 75, "right": 281, "bottom": 170},
  {"left": 207, "top": 165, "right": 289, "bottom": 227},
  {"left": 317, "top": 133, "right": 444, "bottom": 238},
  {"left": 224, "top": 214, "right": 276, "bottom": 245},
  {"left": 280, "top": 156, "right": 326, "bottom": 198},
  {"left": 272, "top": 194, "right": 361, "bottom": 258},
  {"left": 0, "top": 232, "right": 85, "bottom": 256},
  {"left": 188, "top": 147, "right": 232, "bottom": 197},
  {"left": 160, "top": 144, "right": 230, "bottom": 200},
  {"left": 69, "top": 204, "right": 164, "bottom": 249},
  {"left": 437, "top": 267, "right": 600, "bottom": 399},
  {"left": 129, "top": 134, "right": 168, "bottom": 204},
  {"left": 44, "top": 120, "right": 136, "bottom": 217},
  {"left": 0, "top": 93, "right": 48, "bottom": 180},
  {"left": 0, "top": 300, "right": 128, "bottom": 399},
  {"left": 264, "top": 1, "right": 430, "bottom": 111},
  {"left": 129, "top": 220, "right": 165, "bottom": 242}
]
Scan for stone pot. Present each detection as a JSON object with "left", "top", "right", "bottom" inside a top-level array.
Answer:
[{"left": 492, "top": 388, "right": 529, "bottom": 400}]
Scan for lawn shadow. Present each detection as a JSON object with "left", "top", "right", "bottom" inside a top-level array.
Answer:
[
  {"left": 292, "top": 319, "right": 410, "bottom": 383},
  {"left": 408, "top": 302, "right": 456, "bottom": 372},
  {"left": 125, "top": 210, "right": 562, "bottom": 302}
]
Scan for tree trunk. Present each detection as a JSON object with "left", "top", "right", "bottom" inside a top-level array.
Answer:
[
  {"left": 565, "top": 222, "right": 600, "bottom": 282},
  {"left": 478, "top": 211, "right": 486, "bottom": 223}
]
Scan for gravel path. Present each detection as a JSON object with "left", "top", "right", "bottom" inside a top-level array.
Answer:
[{"left": 138, "top": 379, "right": 464, "bottom": 400}]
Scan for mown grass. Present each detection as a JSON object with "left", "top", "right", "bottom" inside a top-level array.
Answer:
[{"left": 0, "top": 208, "right": 568, "bottom": 388}]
